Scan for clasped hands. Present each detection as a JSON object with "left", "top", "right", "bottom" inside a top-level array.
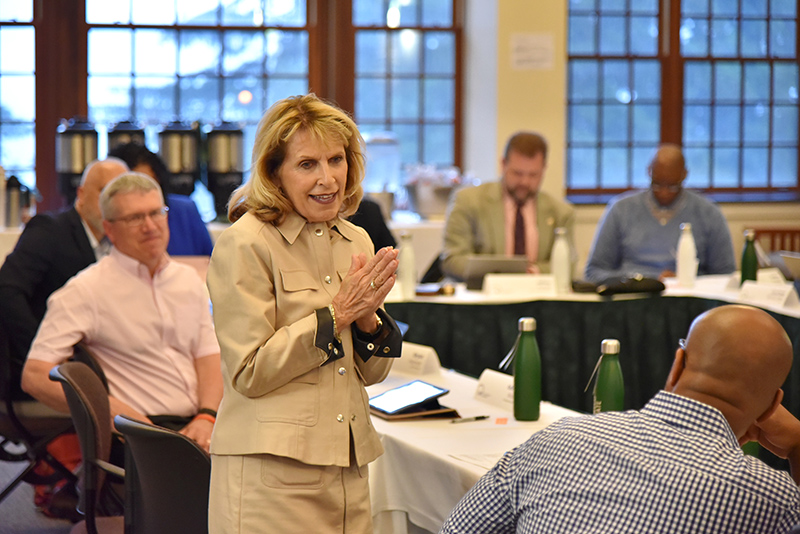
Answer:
[{"left": 331, "top": 246, "right": 398, "bottom": 334}]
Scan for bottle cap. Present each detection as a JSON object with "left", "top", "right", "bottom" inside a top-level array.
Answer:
[
  {"left": 554, "top": 227, "right": 567, "bottom": 236},
  {"left": 744, "top": 229, "right": 755, "bottom": 240},
  {"left": 601, "top": 339, "right": 620, "bottom": 354},
  {"left": 518, "top": 317, "right": 536, "bottom": 332},
  {"left": 680, "top": 222, "right": 692, "bottom": 231}
]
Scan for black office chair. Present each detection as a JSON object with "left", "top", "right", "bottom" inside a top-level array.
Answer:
[
  {"left": 0, "top": 334, "right": 76, "bottom": 504},
  {"left": 114, "top": 414, "right": 211, "bottom": 534},
  {"left": 49, "top": 361, "right": 125, "bottom": 534}
]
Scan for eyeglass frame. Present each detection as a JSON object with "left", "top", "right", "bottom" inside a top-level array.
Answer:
[
  {"left": 647, "top": 166, "right": 684, "bottom": 193},
  {"left": 107, "top": 206, "right": 169, "bottom": 227},
  {"left": 678, "top": 338, "right": 687, "bottom": 368}
]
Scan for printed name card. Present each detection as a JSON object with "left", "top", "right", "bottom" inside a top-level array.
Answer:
[
  {"left": 738, "top": 280, "right": 800, "bottom": 310},
  {"left": 758, "top": 268, "right": 788, "bottom": 285},
  {"left": 482, "top": 274, "right": 557, "bottom": 297},
  {"left": 392, "top": 342, "right": 441, "bottom": 376},
  {"left": 725, "top": 268, "right": 788, "bottom": 291},
  {"left": 474, "top": 368, "right": 514, "bottom": 410}
]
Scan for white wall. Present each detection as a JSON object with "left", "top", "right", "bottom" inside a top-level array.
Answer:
[{"left": 462, "top": 0, "right": 800, "bottom": 276}]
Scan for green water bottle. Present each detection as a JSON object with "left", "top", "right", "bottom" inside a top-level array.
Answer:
[
  {"left": 742, "top": 441, "right": 760, "bottom": 457},
  {"left": 512, "top": 317, "right": 541, "bottom": 421},
  {"left": 591, "top": 339, "right": 624, "bottom": 414},
  {"left": 741, "top": 229, "right": 758, "bottom": 285}
]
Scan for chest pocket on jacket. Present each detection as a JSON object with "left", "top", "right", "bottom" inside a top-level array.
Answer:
[{"left": 281, "top": 270, "right": 319, "bottom": 292}]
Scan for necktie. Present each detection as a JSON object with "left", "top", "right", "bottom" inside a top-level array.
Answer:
[{"left": 514, "top": 202, "right": 525, "bottom": 255}]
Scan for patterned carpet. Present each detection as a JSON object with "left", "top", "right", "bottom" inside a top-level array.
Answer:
[{"left": 0, "top": 458, "right": 71, "bottom": 534}]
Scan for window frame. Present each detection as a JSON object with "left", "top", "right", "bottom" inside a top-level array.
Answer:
[
  {"left": 28, "top": 0, "right": 463, "bottom": 212},
  {"left": 566, "top": 0, "right": 800, "bottom": 204}
]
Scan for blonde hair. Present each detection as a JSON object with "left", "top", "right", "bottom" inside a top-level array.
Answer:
[{"left": 228, "top": 93, "right": 365, "bottom": 224}]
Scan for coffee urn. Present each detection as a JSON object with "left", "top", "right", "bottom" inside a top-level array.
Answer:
[
  {"left": 158, "top": 120, "right": 201, "bottom": 196},
  {"left": 205, "top": 121, "right": 243, "bottom": 221},
  {"left": 108, "top": 119, "right": 146, "bottom": 152},
  {"left": 56, "top": 117, "right": 98, "bottom": 205}
]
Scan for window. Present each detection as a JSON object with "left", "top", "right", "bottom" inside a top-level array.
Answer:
[
  {"left": 353, "top": 0, "right": 459, "bottom": 167},
  {"left": 8, "top": 0, "right": 461, "bottom": 212},
  {"left": 0, "top": 3, "right": 35, "bottom": 189},
  {"left": 567, "top": 0, "right": 799, "bottom": 200},
  {"left": 86, "top": 0, "right": 309, "bottom": 178}
]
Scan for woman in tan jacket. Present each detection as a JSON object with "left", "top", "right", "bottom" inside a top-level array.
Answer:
[{"left": 207, "top": 94, "right": 403, "bottom": 533}]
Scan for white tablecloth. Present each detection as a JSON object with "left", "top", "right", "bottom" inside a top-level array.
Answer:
[{"left": 367, "top": 369, "right": 579, "bottom": 534}]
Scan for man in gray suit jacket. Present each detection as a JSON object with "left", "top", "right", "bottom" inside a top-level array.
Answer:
[{"left": 441, "top": 132, "right": 574, "bottom": 280}]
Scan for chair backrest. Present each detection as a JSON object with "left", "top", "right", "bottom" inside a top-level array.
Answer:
[
  {"left": 754, "top": 228, "right": 800, "bottom": 253},
  {"left": 113, "top": 414, "right": 210, "bottom": 534},
  {"left": 49, "top": 361, "right": 120, "bottom": 532},
  {"left": 71, "top": 343, "right": 109, "bottom": 391}
]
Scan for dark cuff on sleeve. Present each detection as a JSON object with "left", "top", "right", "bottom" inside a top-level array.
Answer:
[
  {"left": 315, "top": 307, "right": 344, "bottom": 363},
  {"left": 352, "top": 308, "right": 403, "bottom": 362}
]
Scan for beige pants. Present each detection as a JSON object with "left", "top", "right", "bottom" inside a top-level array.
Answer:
[{"left": 209, "top": 453, "right": 373, "bottom": 534}]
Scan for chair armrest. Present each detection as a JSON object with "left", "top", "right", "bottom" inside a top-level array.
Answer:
[{"left": 96, "top": 459, "right": 125, "bottom": 480}]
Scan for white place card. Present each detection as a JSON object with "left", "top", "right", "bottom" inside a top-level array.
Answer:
[
  {"left": 474, "top": 368, "right": 514, "bottom": 410},
  {"left": 482, "top": 274, "right": 557, "bottom": 297},
  {"left": 758, "top": 268, "right": 787, "bottom": 285},
  {"left": 738, "top": 280, "right": 800, "bottom": 310},
  {"left": 393, "top": 342, "right": 441, "bottom": 376},
  {"left": 725, "top": 269, "right": 788, "bottom": 291}
]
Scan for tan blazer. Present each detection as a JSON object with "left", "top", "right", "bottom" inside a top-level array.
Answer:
[
  {"left": 207, "top": 211, "right": 394, "bottom": 467},
  {"left": 441, "top": 181, "right": 575, "bottom": 280}
]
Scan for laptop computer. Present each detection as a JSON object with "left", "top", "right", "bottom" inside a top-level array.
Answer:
[
  {"left": 463, "top": 254, "right": 529, "bottom": 290},
  {"left": 779, "top": 252, "right": 800, "bottom": 280}
]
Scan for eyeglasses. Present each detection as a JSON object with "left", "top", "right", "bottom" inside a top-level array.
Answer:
[
  {"left": 651, "top": 183, "right": 682, "bottom": 193},
  {"left": 647, "top": 167, "right": 683, "bottom": 193},
  {"left": 108, "top": 206, "right": 169, "bottom": 227},
  {"left": 678, "top": 338, "right": 687, "bottom": 368}
]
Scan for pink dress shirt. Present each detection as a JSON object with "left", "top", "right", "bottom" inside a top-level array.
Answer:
[{"left": 27, "top": 248, "right": 219, "bottom": 417}]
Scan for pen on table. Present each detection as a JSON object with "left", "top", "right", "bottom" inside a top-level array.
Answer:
[{"left": 451, "top": 415, "right": 490, "bottom": 424}]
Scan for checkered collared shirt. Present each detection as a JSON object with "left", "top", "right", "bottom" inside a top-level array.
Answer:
[{"left": 440, "top": 391, "right": 800, "bottom": 534}]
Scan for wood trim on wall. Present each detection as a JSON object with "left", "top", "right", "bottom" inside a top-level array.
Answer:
[{"left": 35, "top": 0, "right": 88, "bottom": 212}]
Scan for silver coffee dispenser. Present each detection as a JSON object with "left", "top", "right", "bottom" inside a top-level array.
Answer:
[
  {"left": 158, "top": 120, "right": 201, "bottom": 196},
  {"left": 205, "top": 121, "right": 243, "bottom": 222},
  {"left": 56, "top": 117, "right": 98, "bottom": 205},
  {"left": 108, "top": 119, "right": 146, "bottom": 152}
]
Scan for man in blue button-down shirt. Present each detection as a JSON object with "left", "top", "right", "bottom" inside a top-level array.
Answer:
[{"left": 441, "top": 305, "right": 800, "bottom": 534}]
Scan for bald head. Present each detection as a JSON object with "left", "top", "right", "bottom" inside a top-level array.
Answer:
[
  {"left": 75, "top": 158, "right": 129, "bottom": 239},
  {"left": 667, "top": 305, "right": 793, "bottom": 438},
  {"left": 648, "top": 144, "right": 687, "bottom": 207}
]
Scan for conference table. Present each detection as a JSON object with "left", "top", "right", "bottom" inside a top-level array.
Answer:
[
  {"left": 367, "top": 362, "right": 579, "bottom": 534},
  {"left": 384, "top": 275, "right": 800, "bottom": 418},
  {"left": 370, "top": 275, "right": 800, "bottom": 531}
]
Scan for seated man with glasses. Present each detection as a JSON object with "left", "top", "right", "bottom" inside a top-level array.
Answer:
[
  {"left": 584, "top": 143, "right": 735, "bottom": 283},
  {"left": 21, "top": 172, "right": 222, "bottom": 454},
  {"left": 442, "top": 305, "right": 800, "bottom": 534}
]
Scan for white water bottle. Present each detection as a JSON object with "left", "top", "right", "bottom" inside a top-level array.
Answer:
[
  {"left": 551, "top": 227, "right": 571, "bottom": 294},
  {"left": 398, "top": 232, "right": 416, "bottom": 301},
  {"left": 676, "top": 222, "right": 697, "bottom": 288}
]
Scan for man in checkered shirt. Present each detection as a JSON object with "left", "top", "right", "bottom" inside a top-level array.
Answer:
[{"left": 441, "top": 305, "right": 800, "bottom": 533}]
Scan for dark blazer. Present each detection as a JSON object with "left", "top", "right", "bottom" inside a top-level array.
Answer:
[
  {"left": 0, "top": 208, "right": 96, "bottom": 398},
  {"left": 349, "top": 198, "right": 396, "bottom": 252}
]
